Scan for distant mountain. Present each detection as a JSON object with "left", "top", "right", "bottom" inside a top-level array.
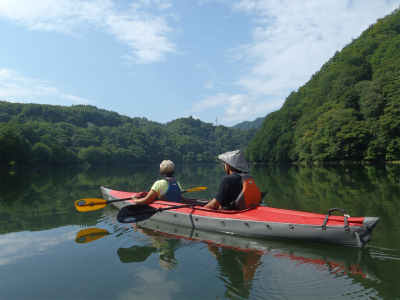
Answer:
[
  {"left": 231, "top": 116, "right": 266, "bottom": 130},
  {"left": 246, "top": 9, "right": 400, "bottom": 163},
  {"left": 0, "top": 102, "right": 255, "bottom": 166}
]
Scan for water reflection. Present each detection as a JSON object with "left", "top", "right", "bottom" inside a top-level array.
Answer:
[
  {"left": 114, "top": 221, "right": 264, "bottom": 298},
  {"left": 118, "top": 227, "right": 180, "bottom": 270},
  {"left": 1, "top": 164, "right": 399, "bottom": 300},
  {"left": 75, "top": 227, "right": 109, "bottom": 243},
  {"left": 99, "top": 213, "right": 383, "bottom": 300},
  {"left": 207, "top": 244, "right": 262, "bottom": 299}
]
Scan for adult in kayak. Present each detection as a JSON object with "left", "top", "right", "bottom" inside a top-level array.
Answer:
[
  {"left": 132, "top": 160, "right": 183, "bottom": 205},
  {"left": 205, "top": 150, "right": 261, "bottom": 210}
]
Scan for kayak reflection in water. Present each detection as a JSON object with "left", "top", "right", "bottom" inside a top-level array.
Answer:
[
  {"left": 207, "top": 243, "right": 263, "bottom": 299},
  {"left": 131, "top": 160, "right": 183, "bottom": 205},
  {"left": 117, "top": 226, "right": 181, "bottom": 271},
  {"left": 117, "top": 223, "right": 264, "bottom": 297}
]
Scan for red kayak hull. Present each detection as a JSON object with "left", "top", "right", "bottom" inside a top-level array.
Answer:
[{"left": 101, "top": 186, "right": 379, "bottom": 247}]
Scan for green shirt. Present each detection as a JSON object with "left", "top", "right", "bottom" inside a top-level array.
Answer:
[{"left": 151, "top": 179, "right": 183, "bottom": 199}]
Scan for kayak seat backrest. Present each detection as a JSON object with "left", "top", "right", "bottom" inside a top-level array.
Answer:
[
  {"left": 234, "top": 174, "right": 262, "bottom": 210},
  {"left": 162, "top": 178, "right": 182, "bottom": 203}
]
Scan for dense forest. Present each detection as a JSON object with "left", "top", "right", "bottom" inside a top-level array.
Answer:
[
  {"left": 246, "top": 9, "right": 400, "bottom": 163},
  {"left": 0, "top": 101, "right": 257, "bottom": 166}
]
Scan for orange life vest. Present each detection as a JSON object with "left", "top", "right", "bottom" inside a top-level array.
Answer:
[{"left": 234, "top": 173, "right": 262, "bottom": 210}]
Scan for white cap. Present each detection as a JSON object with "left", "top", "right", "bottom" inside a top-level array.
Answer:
[
  {"left": 218, "top": 149, "right": 249, "bottom": 172},
  {"left": 160, "top": 160, "right": 175, "bottom": 173}
]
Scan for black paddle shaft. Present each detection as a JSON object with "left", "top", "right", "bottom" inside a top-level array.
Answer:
[{"left": 117, "top": 203, "right": 203, "bottom": 223}]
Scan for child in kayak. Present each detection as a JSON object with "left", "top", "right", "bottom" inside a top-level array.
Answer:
[{"left": 132, "top": 160, "right": 183, "bottom": 204}]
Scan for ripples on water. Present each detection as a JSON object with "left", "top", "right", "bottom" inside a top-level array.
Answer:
[{"left": 88, "top": 207, "right": 398, "bottom": 300}]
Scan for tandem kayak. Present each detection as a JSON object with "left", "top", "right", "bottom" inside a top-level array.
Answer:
[{"left": 100, "top": 186, "right": 379, "bottom": 247}]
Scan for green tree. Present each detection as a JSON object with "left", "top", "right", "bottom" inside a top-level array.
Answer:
[
  {"left": 0, "top": 125, "right": 32, "bottom": 165},
  {"left": 32, "top": 142, "right": 52, "bottom": 164}
]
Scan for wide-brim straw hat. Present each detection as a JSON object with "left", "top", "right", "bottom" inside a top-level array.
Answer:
[{"left": 218, "top": 149, "right": 249, "bottom": 172}]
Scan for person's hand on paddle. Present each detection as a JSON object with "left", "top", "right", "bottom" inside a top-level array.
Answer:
[
  {"left": 132, "top": 191, "right": 149, "bottom": 202},
  {"left": 132, "top": 190, "right": 157, "bottom": 205}
]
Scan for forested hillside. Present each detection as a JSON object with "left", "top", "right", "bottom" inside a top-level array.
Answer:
[
  {"left": 0, "top": 101, "right": 255, "bottom": 166},
  {"left": 246, "top": 9, "right": 400, "bottom": 163},
  {"left": 232, "top": 116, "right": 265, "bottom": 130}
]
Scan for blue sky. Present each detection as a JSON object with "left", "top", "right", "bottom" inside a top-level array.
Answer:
[{"left": 0, "top": 0, "right": 398, "bottom": 126}]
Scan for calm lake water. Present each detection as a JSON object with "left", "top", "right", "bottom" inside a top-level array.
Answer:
[{"left": 0, "top": 163, "right": 399, "bottom": 300}]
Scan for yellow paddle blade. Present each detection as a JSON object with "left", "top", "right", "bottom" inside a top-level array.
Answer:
[
  {"left": 75, "top": 228, "right": 109, "bottom": 244},
  {"left": 184, "top": 187, "right": 207, "bottom": 192},
  {"left": 75, "top": 198, "right": 107, "bottom": 212}
]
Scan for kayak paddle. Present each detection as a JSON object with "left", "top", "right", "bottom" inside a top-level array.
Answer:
[
  {"left": 75, "top": 228, "right": 109, "bottom": 243},
  {"left": 75, "top": 187, "right": 207, "bottom": 212},
  {"left": 117, "top": 203, "right": 205, "bottom": 223},
  {"left": 182, "top": 187, "right": 207, "bottom": 193}
]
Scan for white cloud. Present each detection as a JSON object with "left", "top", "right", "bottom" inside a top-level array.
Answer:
[
  {"left": 118, "top": 266, "right": 181, "bottom": 300},
  {"left": 190, "top": 92, "right": 282, "bottom": 124},
  {"left": 191, "top": 93, "right": 232, "bottom": 112},
  {"left": 190, "top": 93, "right": 277, "bottom": 123},
  {"left": 105, "top": 12, "right": 175, "bottom": 63},
  {"left": 0, "top": 0, "right": 177, "bottom": 63},
  {"left": 231, "top": 0, "right": 399, "bottom": 97},
  {"left": 0, "top": 68, "right": 92, "bottom": 104},
  {"left": 204, "top": 82, "right": 214, "bottom": 90},
  {"left": 224, "top": 94, "right": 252, "bottom": 116},
  {"left": 137, "top": 0, "right": 173, "bottom": 10},
  {"left": 194, "top": 63, "right": 223, "bottom": 91},
  {"left": 0, "top": 227, "right": 77, "bottom": 266}
]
